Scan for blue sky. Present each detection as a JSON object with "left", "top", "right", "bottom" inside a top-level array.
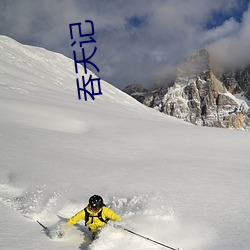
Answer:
[
  {"left": 206, "top": 0, "right": 249, "bottom": 28},
  {"left": 0, "top": 0, "right": 249, "bottom": 89}
]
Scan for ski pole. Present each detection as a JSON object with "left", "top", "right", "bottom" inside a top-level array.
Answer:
[
  {"left": 122, "top": 227, "right": 180, "bottom": 250},
  {"left": 37, "top": 220, "right": 48, "bottom": 231}
]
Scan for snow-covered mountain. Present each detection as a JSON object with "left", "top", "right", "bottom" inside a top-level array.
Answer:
[
  {"left": 1, "top": 36, "right": 250, "bottom": 250},
  {"left": 124, "top": 49, "right": 250, "bottom": 130}
]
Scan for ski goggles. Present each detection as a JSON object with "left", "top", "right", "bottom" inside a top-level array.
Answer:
[{"left": 89, "top": 204, "right": 101, "bottom": 212}]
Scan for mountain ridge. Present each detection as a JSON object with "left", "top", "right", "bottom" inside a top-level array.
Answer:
[{"left": 123, "top": 49, "right": 250, "bottom": 130}]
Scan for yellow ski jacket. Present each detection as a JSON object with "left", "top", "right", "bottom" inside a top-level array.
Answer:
[{"left": 67, "top": 206, "right": 121, "bottom": 233}]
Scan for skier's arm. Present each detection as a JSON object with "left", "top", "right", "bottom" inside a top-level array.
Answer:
[
  {"left": 104, "top": 207, "right": 122, "bottom": 222},
  {"left": 67, "top": 209, "right": 85, "bottom": 225}
]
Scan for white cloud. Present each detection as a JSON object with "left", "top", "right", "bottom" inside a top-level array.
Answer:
[
  {"left": 0, "top": 0, "right": 249, "bottom": 88},
  {"left": 201, "top": 18, "right": 240, "bottom": 44},
  {"left": 209, "top": 5, "right": 250, "bottom": 68}
]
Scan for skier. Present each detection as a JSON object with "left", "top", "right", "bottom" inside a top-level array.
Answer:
[{"left": 66, "top": 194, "right": 122, "bottom": 239}]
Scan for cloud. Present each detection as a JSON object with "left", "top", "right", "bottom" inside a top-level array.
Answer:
[
  {"left": 0, "top": 0, "right": 249, "bottom": 89},
  {"left": 209, "top": 3, "right": 250, "bottom": 69},
  {"left": 200, "top": 18, "right": 240, "bottom": 45}
]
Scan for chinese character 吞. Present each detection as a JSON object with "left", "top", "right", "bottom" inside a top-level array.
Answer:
[{"left": 76, "top": 74, "right": 102, "bottom": 101}]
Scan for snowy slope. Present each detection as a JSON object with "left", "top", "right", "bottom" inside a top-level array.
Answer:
[{"left": 0, "top": 36, "right": 250, "bottom": 250}]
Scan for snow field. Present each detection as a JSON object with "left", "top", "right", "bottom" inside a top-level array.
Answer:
[{"left": 1, "top": 36, "right": 250, "bottom": 250}]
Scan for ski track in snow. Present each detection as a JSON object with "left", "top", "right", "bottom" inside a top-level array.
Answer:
[{"left": 1, "top": 101, "right": 91, "bottom": 134}]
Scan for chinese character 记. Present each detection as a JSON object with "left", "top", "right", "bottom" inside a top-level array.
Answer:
[{"left": 69, "top": 21, "right": 96, "bottom": 47}]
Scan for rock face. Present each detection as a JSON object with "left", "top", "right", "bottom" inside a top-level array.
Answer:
[
  {"left": 217, "top": 66, "right": 250, "bottom": 100},
  {"left": 123, "top": 84, "right": 147, "bottom": 103},
  {"left": 123, "top": 49, "right": 250, "bottom": 130}
]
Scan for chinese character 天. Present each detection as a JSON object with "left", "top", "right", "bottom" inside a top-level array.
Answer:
[{"left": 69, "top": 20, "right": 102, "bottom": 101}]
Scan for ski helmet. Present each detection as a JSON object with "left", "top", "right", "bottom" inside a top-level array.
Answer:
[{"left": 89, "top": 195, "right": 104, "bottom": 210}]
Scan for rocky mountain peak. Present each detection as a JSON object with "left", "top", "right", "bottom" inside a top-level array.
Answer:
[
  {"left": 123, "top": 49, "right": 250, "bottom": 130},
  {"left": 177, "top": 49, "right": 210, "bottom": 78}
]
